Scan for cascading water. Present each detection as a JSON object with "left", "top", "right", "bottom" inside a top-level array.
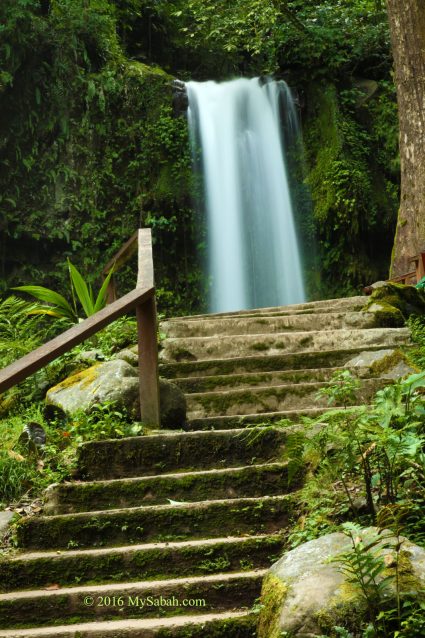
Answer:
[{"left": 186, "top": 77, "right": 306, "bottom": 313}]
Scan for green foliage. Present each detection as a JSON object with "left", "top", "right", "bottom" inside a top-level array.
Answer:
[
  {"left": 15, "top": 260, "right": 113, "bottom": 322},
  {"left": 304, "top": 80, "right": 399, "bottom": 297},
  {"left": 68, "top": 402, "right": 143, "bottom": 443},
  {"left": 286, "top": 372, "right": 425, "bottom": 547},
  {"left": 316, "top": 370, "right": 361, "bottom": 408},
  {"left": 0, "top": 405, "right": 74, "bottom": 507},
  {"left": 335, "top": 524, "right": 394, "bottom": 632},
  {"left": 407, "top": 315, "right": 425, "bottom": 370},
  {"left": 0, "top": 296, "right": 47, "bottom": 368}
]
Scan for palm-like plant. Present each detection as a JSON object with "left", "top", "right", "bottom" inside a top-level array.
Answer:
[{"left": 14, "top": 260, "right": 114, "bottom": 323}]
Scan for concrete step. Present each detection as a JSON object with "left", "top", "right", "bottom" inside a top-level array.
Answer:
[
  {"left": 159, "top": 346, "right": 389, "bottom": 379},
  {"left": 169, "top": 296, "right": 367, "bottom": 321},
  {"left": 0, "top": 611, "right": 256, "bottom": 637},
  {"left": 186, "top": 378, "right": 387, "bottom": 419},
  {"left": 44, "top": 462, "right": 295, "bottom": 515},
  {"left": 174, "top": 366, "right": 370, "bottom": 394},
  {"left": 160, "top": 328, "right": 410, "bottom": 362},
  {"left": 0, "top": 571, "right": 264, "bottom": 629},
  {"left": 0, "top": 535, "right": 284, "bottom": 593},
  {"left": 161, "top": 311, "right": 375, "bottom": 338},
  {"left": 186, "top": 406, "right": 363, "bottom": 430},
  {"left": 16, "top": 495, "right": 294, "bottom": 550},
  {"left": 76, "top": 428, "right": 287, "bottom": 481}
]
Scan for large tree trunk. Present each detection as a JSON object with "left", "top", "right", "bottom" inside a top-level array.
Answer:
[{"left": 386, "top": 0, "right": 425, "bottom": 277}]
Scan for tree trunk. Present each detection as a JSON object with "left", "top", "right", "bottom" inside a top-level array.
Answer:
[{"left": 386, "top": 0, "right": 425, "bottom": 277}]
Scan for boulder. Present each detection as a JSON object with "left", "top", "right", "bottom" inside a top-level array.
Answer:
[
  {"left": 159, "top": 377, "right": 187, "bottom": 429},
  {"left": 46, "top": 360, "right": 186, "bottom": 428},
  {"left": 345, "top": 348, "right": 416, "bottom": 379},
  {"left": 258, "top": 529, "right": 425, "bottom": 638},
  {"left": 0, "top": 510, "right": 14, "bottom": 544},
  {"left": 112, "top": 349, "right": 139, "bottom": 367}
]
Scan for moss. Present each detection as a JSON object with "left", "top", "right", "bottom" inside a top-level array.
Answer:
[
  {"left": 16, "top": 495, "right": 294, "bottom": 550},
  {"left": 155, "top": 615, "right": 257, "bottom": 638},
  {"left": 364, "top": 301, "right": 405, "bottom": 327},
  {"left": 47, "top": 462, "right": 299, "bottom": 514},
  {"left": 0, "top": 574, "right": 262, "bottom": 629},
  {"left": 46, "top": 364, "right": 101, "bottom": 395},
  {"left": 257, "top": 573, "right": 289, "bottom": 638},
  {"left": 76, "top": 429, "right": 288, "bottom": 481},
  {"left": 365, "top": 283, "right": 425, "bottom": 321}
]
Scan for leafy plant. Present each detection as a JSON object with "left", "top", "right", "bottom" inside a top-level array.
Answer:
[
  {"left": 68, "top": 402, "right": 143, "bottom": 442},
  {"left": 14, "top": 260, "right": 114, "bottom": 323},
  {"left": 316, "top": 370, "right": 360, "bottom": 409}
]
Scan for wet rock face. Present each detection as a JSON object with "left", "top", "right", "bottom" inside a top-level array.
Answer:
[
  {"left": 172, "top": 79, "right": 189, "bottom": 116},
  {"left": 258, "top": 529, "right": 425, "bottom": 638},
  {"left": 45, "top": 360, "right": 186, "bottom": 428}
]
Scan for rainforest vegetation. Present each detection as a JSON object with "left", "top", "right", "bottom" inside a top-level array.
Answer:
[
  {"left": 1, "top": 2, "right": 425, "bottom": 637},
  {"left": 0, "top": 0, "right": 400, "bottom": 312}
]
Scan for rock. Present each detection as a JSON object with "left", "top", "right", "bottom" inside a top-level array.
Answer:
[
  {"left": 366, "top": 282, "right": 425, "bottom": 320},
  {"left": 77, "top": 349, "right": 105, "bottom": 364},
  {"left": 364, "top": 301, "right": 405, "bottom": 327},
  {"left": 172, "top": 79, "right": 188, "bottom": 116},
  {"left": 46, "top": 360, "right": 186, "bottom": 427},
  {"left": 258, "top": 529, "right": 425, "bottom": 638},
  {"left": 112, "top": 349, "right": 139, "bottom": 367},
  {"left": 159, "top": 378, "right": 187, "bottom": 429},
  {"left": 0, "top": 510, "right": 14, "bottom": 543},
  {"left": 345, "top": 349, "right": 415, "bottom": 379},
  {"left": 46, "top": 360, "right": 140, "bottom": 417}
]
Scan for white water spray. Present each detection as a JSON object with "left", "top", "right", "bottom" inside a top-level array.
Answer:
[{"left": 187, "top": 77, "right": 306, "bottom": 313}]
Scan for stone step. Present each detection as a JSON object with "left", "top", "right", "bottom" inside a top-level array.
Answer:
[
  {"left": 0, "top": 535, "right": 284, "bottom": 593},
  {"left": 161, "top": 311, "right": 375, "bottom": 338},
  {"left": 0, "top": 571, "right": 264, "bottom": 630},
  {"left": 186, "top": 406, "right": 363, "bottom": 430},
  {"left": 186, "top": 378, "right": 387, "bottom": 419},
  {"left": 159, "top": 346, "right": 389, "bottom": 379},
  {"left": 16, "top": 495, "right": 293, "bottom": 550},
  {"left": 169, "top": 296, "right": 366, "bottom": 321},
  {"left": 76, "top": 428, "right": 287, "bottom": 481},
  {"left": 174, "top": 366, "right": 370, "bottom": 394},
  {"left": 160, "top": 328, "right": 410, "bottom": 362},
  {"left": 44, "top": 462, "right": 295, "bottom": 515},
  {"left": 0, "top": 611, "right": 256, "bottom": 637}
]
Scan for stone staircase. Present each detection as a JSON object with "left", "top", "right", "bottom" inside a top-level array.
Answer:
[{"left": 0, "top": 296, "right": 411, "bottom": 637}]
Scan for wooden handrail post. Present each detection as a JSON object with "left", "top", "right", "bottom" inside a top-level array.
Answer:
[
  {"left": 137, "top": 297, "right": 160, "bottom": 427},
  {"left": 136, "top": 228, "right": 160, "bottom": 427}
]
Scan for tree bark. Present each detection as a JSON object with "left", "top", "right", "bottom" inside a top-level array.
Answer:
[{"left": 386, "top": 0, "right": 425, "bottom": 276}]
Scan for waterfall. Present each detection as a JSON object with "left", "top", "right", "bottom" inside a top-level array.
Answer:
[{"left": 186, "top": 77, "right": 306, "bottom": 313}]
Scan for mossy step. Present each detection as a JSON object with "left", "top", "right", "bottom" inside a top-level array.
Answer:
[
  {"left": 159, "top": 346, "right": 388, "bottom": 379},
  {"left": 44, "top": 463, "right": 297, "bottom": 515},
  {"left": 0, "top": 535, "right": 284, "bottom": 593},
  {"left": 186, "top": 406, "right": 364, "bottom": 430},
  {"left": 161, "top": 311, "right": 375, "bottom": 338},
  {"left": 169, "top": 296, "right": 366, "bottom": 321},
  {"left": 76, "top": 428, "right": 287, "bottom": 481},
  {"left": 160, "top": 328, "right": 410, "bottom": 362},
  {"left": 0, "top": 571, "right": 264, "bottom": 629},
  {"left": 175, "top": 366, "right": 370, "bottom": 394},
  {"left": 16, "top": 495, "right": 294, "bottom": 550},
  {"left": 0, "top": 611, "right": 256, "bottom": 637},
  {"left": 186, "top": 378, "right": 388, "bottom": 419}
]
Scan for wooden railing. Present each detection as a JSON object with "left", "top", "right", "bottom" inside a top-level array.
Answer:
[
  {"left": 364, "top": 250, "right": 425, "bottom": 294},
  {"left": 0, "top": 229, "right": 160, "bottom": 426},
  {"left": 389, "top": 250, "right": 425, "bottom": 286}
]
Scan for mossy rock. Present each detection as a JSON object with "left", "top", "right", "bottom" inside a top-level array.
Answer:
[
  {"left": 364, "top": 283, "right": 425, "bottom": 324},
  {"left": 257, "top": 528, "right": 425, "bottom": 638}
]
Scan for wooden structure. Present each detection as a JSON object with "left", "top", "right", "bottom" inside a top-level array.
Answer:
[
  {"left": 0, "top": 229, "right": 160, "bottom": 426},
  {"left": 389, "top": 250, "right": 425, "bottom": 286}
]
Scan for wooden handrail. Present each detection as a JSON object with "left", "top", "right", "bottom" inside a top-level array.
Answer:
[{"left": 0, "top": 228, "right": 161, "bottom": 427}]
